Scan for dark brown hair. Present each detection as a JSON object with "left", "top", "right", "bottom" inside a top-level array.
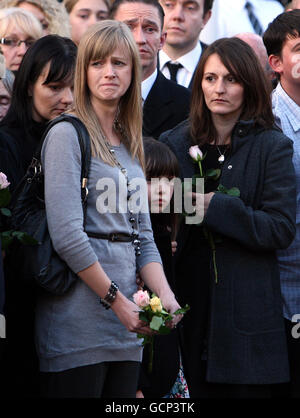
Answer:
[
  {"left": 190, "top": 37, "right": 274, "bottom": 145},
  {"left": 143, "top": 137, "right": 179, "bottom": 180},
  {"left": 263, "top": 10, "right": 300, "bottom": 57},
  {"left": 143, "top": 137, "right": 179, "bottom": 239},
  {"left": 110, "top": 0, "right": 165, "bottom": 28}
]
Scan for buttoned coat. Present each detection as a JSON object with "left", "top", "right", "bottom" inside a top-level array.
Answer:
[{"left": 159, "top": 119, "right": 296, "bottom": 384}]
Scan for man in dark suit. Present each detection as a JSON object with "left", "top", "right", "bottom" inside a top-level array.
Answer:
[
  {"left": 110, "top": 0, "right": 191, "bottom": 139},
  {"left": 158, "top": 0, "right": 213, "bottom": 89}
]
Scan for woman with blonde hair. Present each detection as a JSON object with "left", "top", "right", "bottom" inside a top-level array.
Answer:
[
  {"left": 36, "top": 20, "right": 181, "bottom": 398},
  {"left": 0, "top": 7, "right": 43, "bottom": 71},
  {"left": 1, "top": 0, "right": 71, "bottom": 37}
]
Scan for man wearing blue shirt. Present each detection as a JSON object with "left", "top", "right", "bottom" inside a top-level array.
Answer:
[{"left": 264, "top": 9, "right": 300, "bottom": 398}]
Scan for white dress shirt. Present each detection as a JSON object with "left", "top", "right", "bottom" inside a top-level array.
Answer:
[
  {"left": 200, "top": 0, "right": 284, "bottom": 44},
  {"left": 159, "top": 42, "right": 202, "bottom": 88},
  {"left": 141, "top": 68, "right": 157, "bottom": 103}
]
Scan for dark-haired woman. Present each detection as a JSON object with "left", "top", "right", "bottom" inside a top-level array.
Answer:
[
  {"left": 0, "top": 34, "right": 76, "bottom": 193},
  {"left": 0, "top": 34, "right": 76, "bottom": 398},
  {"left": 159, "top": 37, "right": 297, "bottom": 398}
]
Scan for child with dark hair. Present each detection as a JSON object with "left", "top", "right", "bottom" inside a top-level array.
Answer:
[{"left": 137, "top": 137, "right": 189, "bottom": 398}]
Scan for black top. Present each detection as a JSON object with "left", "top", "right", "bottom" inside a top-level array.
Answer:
[
  {"left": 0, "top": 119, "right": 46, "bottom": 193},
  {"left": 0, "top": 117, "right": 45, "bottom": 397},
  {"left": 201, "top": 144, "right": 230, "bottom": 192},
  {"left": 138, "top": 213, "right": 180, "bottom": 398}
]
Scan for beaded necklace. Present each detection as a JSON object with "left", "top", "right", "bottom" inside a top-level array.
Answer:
[{"left": 103, "top": 131, "right": 141, "bottom": 257}]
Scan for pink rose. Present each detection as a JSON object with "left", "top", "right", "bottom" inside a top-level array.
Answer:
[
  {"left": 0, "top": 172, "right": 10, "bottom": 189},
  {"left": 133, "top": 290, "right": 150, "bottom": 308},
  {"left": 189, "top": 145, "right": 203, "bottom": 161}
]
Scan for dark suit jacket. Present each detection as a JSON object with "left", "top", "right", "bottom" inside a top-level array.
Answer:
[
  {"left": 142, "top": 71, "right": 191, "bottom": 139},
  {"left": 159, "top": 120, "right": 296, "bottom": 385}
]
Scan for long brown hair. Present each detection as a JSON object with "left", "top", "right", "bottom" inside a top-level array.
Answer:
[
  {"left": 190, "top": 37, "right": 274, "bottom": 145},
  {"left": 74, "top": 20, "right": 144, "bottom": 168}
]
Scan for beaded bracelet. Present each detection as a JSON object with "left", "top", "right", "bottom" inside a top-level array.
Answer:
[{"left": 99, "top": 281, "right": 119, "bottom": 310}]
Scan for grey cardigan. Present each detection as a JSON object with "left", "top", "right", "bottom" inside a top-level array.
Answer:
[{"left": 35, "top": 121, "right": 162, "bottom": 372}]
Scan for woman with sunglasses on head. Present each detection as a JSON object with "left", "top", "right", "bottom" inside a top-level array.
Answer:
[
  {"left": 0, "top": 34, "right": 76, "bottom": 399},
  {"left": 0, "top": 7, "right": 43, "bottom": 72}
]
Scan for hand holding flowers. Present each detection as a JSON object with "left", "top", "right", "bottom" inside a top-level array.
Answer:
[{"left": 133, "top": 290, "right": 189, "bottom": 372}]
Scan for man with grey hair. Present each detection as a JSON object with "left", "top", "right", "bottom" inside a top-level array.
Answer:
[{"left": 235, "top": 32, "right": 276, "bottom": 82}]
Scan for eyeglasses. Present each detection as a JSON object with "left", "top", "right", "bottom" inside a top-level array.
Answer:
[{"left": 0, "top": 37, "right": 35, "bottom": 48}]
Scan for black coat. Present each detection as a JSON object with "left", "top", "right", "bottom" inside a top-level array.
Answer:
[
  {"left": 0, "top": 240, "right": 4, "bottom": 364},
  {"left": 159, "top": 119, "right": 296, "bottom": 385},
  {"left": 0, "top": 120, "right": 46, "bottom": 193},
  {"left": 0, "top": 118, "right": 45, "bottom": 397},
  {"left": 143, "top": 71, "right": 191, "bottom": 139}
]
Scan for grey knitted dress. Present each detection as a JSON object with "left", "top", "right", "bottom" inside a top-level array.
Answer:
[{"left": 35, "top": 121, "right": 162, "bottom": 372}]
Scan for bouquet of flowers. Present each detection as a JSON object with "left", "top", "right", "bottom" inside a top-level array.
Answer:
[
  {"left": 133, "top": 289, "right": 189, "bottom": 373},
  {"left": 0, "top": 172, "right": 36, "bottom": 250}
]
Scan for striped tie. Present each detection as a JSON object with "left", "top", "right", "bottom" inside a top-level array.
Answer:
[{"left": 245, "top": 2, "right": 263, "bottom": 36}]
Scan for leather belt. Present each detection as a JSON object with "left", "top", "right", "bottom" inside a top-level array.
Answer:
[{"left": 87, "top": 232, "right": 135, "bottom": 242}]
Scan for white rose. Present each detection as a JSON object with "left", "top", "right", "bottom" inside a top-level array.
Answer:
[
  {"left": 0, "top": 172, "right": 10, "bottom": 189},
  {"left": 189, "top": 145, "right": 203, "bottom": 161}
]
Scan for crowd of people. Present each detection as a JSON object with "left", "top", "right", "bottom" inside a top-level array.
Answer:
[{"left": 0, "top": 0, "right": 299, "bottom": 399}]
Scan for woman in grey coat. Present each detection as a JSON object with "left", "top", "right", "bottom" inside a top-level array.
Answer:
[
  {"left": 36, "top": 20, "right": 181, "bottom": 398},
  {"left": 159, "top": 37, "right": 297, "bottom": 398}
]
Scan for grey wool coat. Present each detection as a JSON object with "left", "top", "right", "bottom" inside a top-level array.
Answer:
[{"left": 159, "top": 119, "right": 297, "bottom": 384}]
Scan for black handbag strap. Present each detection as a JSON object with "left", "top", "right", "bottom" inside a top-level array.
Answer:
[
  {"left": 41, "top": 114, "right": 91, "bottom": 223},
  {"left": 37, "top": 113, "right": 91, "bottom": 186}
]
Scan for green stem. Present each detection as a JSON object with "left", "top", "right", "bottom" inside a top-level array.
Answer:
[
  {"left": 198, "top": 161, "right": 203, "bottom": 178},
  {"left": 212, "top": 248, "right": 218, "bottom": 284},
  {"left": 208, "top": 231, "right": 218, "bottom": 284},
  {"left": 148, "top": 337, "right": 154, "bottom": 374}
]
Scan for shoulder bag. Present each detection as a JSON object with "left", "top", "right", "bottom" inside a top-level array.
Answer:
[{"left": 11, "top": 114, "right": 91, "bottom": 295}]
